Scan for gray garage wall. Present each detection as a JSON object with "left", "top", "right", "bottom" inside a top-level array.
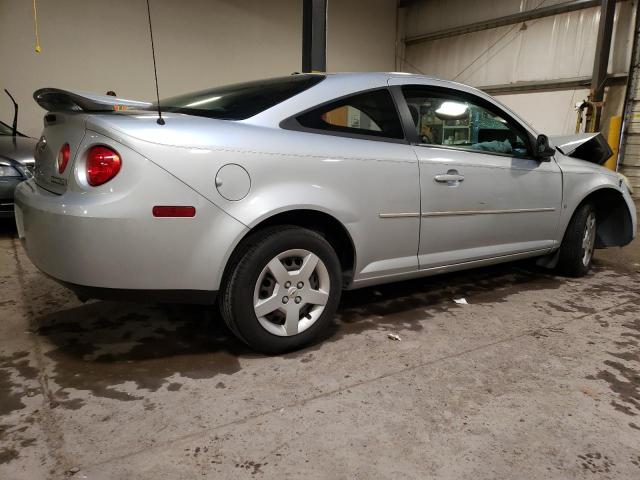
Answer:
[{"left": 0, "top": 0, "right": 397, "bottom": 138}]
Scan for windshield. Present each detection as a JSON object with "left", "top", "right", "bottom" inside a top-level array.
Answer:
[{"left": 156, "top": 74, "right": 325, "bottom": 120}]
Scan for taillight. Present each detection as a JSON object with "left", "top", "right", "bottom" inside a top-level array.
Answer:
[
  {"left": 86, "top": 146, "right": 121, "bottom": 186},
  {"left": 57, "top": 143, "right": 70, "bottom": 174}
]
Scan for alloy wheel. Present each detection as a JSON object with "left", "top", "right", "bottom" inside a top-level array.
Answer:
[{"left": 253, "top": 249, "right": 330, "bottom": 336}]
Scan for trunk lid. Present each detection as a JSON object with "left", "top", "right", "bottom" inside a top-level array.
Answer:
[
  {"left": 33, "top": 113, "right": 87, "bottom": 194},
  {"left": 32, "top": 88, "right": 151, "bottom": 195}
]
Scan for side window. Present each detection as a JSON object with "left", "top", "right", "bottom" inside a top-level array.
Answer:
[
  {"left": 296, "top": 89, "right": 404, "bottom": 140},
  {"left": 402, "top": 87, "right": 530, "bottom": 157}
]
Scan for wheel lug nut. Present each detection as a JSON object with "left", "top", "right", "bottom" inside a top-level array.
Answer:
[
  {"left": 295, "top": 296, "right": 302, "bottom": 304},
  {"left": 282, "top": 296, "right": 289, "bottom": 304},
  {"left": 284, "top": 281, "right": 291, "bottom": 288},
  {"left": 297, "top": 282, "right": 304, "bottom": 288}
]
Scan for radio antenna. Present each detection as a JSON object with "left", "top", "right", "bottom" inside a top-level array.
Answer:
[{"left": 146, "top": 0, "right": 164, "bottom": 125}]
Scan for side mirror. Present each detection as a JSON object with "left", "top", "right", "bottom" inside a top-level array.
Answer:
[{"left": 534, "top": 134, "right": 555, "bottom": 159}]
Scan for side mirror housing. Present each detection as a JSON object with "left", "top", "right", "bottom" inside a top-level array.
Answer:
[{"left": 534, "top": 134, "right": 555, "bottom": 159}]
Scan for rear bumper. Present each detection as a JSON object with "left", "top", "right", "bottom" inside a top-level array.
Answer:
[{"left": 14, "top": 177, "right": 247, "bottom": 300}]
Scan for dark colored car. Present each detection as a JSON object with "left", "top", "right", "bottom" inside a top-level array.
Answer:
[{"left": 1, "top": 91, "right": 36, "bottom": 218}]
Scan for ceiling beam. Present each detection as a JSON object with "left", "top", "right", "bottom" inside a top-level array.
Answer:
[
  {"left": 591, "top": 0, "right": 617, "bottom": 129},
  {"left": 479, "top": 73, "right": 628, "bottom": 95}
]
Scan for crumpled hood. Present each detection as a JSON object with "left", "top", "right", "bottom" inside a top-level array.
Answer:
[
  {"left": 0, "top": 136, "right": 37, "bottom": 165},
  {"left": 549, "top": 132, "right": 612, "bottom": 165}
]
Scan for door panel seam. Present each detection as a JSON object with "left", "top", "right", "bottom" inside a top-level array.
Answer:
[{"left": 379, "top": 207, "right": 556, "bottom": 218}]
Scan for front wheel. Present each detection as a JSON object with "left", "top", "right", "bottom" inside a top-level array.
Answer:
[
  {"left": 220, "top": 226, "right": 342, "bottom": 354},
  {"left": 556, "top": 203, "right": 597, "bottom": 277}
]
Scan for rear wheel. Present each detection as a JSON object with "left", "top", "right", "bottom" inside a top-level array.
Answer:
[
  {"left": 556, "top": 203, "right": 597, "bottom": 277},
  {"left": 220, "top": 226, "right": 342, "bottom": 354}
]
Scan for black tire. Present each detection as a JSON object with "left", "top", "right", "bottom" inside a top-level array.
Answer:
[
  {"left": 219, "top": 226, "right": 342, "bottom": 354},
  {"left": 556, "top": 203, "right": 597, "bottom": 277}
]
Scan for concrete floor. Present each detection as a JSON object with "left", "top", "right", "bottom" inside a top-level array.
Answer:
[{"left": 1, "top": 215, "right": 639, "bottom": 480}]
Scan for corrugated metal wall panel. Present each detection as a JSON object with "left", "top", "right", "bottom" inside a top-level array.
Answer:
[
  {"left": 622, "top": 105, "right": 640, "bottom": 191},
  {"left": 404, "top": 8, "right": 602, "bottom": 86},
  {"left": 626, "top": 109, "right": 640, "bottom": 134},
  {"left": 620, "top": 4, "right": 640, "bottom": 195},
  {"left": 404, "top": 0, "right": 572, "bottom": 38}
]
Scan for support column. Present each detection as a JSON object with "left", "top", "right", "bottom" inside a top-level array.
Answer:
[
  {"left": 590, "top": 0, "right": 617, "bottom": 130},
  {"left": 302, "top": 0, "right": 327, "bottom": 73}
]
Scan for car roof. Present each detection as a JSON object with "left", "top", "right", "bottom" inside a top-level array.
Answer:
[
  {"left": 323, "top": 71, "right": 475, "bottom": 88},
  {"left": 246, "top": 71, "right": 538, "bottom": 137},
  {"left": 323, "top": 71, "right": 434, "bottom": 80}
]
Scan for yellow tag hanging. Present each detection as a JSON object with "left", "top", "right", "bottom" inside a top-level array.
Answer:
[{"left": 33, "top": 0, "right": 41, "bottom": 54}]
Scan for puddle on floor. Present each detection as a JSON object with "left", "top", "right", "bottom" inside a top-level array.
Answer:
[
  {"left": 36, "top": 303, "right": 250, "bottom": 407},
  {"left": 586, "top": 299, "right": 640, "bottom": 428},
  {"left": 27, "top": 260, "right": 638, "bottom": 409}
]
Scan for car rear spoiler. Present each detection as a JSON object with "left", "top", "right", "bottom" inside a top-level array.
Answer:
[
  {"left": 549, "top": 132, "right": 613, "bottom": 165},
  {"left": 33, "top": 88, "right": 152, "bottom": 112}
]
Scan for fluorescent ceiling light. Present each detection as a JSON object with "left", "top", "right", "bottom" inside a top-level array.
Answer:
[{"left": 436, "top": 101, "right": 468, "bottom": 117}]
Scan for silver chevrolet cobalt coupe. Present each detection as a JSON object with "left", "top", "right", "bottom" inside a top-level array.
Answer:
[{"left": 16, "top": 73, "right": 637, "bottom": 353}]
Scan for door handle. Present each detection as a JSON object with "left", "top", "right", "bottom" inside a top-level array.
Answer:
[{"left": 434, "top": 170, "right": 464, "bottom": 184}]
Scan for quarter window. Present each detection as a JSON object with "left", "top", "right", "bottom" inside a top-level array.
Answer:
[
  {"left": 402, "top": 87, "right": 530, "bottom": 157},
  {"left": 296, "top": 89, "right": 404, "bottom": 140}
]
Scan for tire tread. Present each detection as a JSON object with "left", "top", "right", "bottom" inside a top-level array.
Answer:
[
  {"left": 219, "top": 225, "right": 340, "bottom": 353},
  {"left": 556, "top": 203, "right": 596, "bottom": 277}
]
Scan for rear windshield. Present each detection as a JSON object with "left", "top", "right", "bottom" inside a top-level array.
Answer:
[{"left": 156, "top": 74, "right": 325, "bottom": 120}]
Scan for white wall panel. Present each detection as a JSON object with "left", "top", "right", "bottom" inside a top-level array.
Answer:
[
  {"left": 0, "top": 0, "right": 397, "bottom": 138},
  {"left": 402, "top": 0, "right": 636, "bottom": 134},
  {"left": 404, "top": 7, "right": 602, "bottom": 85},
  {"left": 404, "top": 0, "right": 572, "bottom": 38},
  {"left": 495, "top": 85, "right": 625, "bottom": 138},
  {"left": 496, "top": 88, "right": 590, "bottom": 134},
  {"left": 327, "top": 0, "right": 397, "bottom": 72}
]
